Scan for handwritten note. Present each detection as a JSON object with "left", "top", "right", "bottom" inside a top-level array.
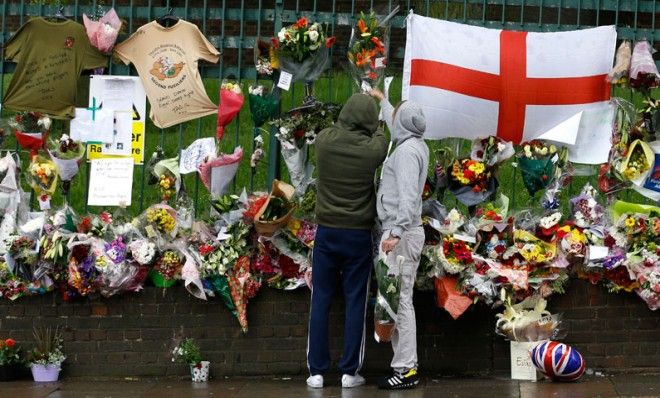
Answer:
[
  {"left": 87, "top": 158, "right": 134, "bottom": 206},
  {"left": 179, "top": 138, "right": 217, "bottom": 174},
  {"left": 277, "top": 71, "right": 293, "bottom": 91}
]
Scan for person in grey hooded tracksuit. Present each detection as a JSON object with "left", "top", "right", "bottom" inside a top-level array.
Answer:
[{"left": 370, "top": 89, "right": 429, "bottom": 390}]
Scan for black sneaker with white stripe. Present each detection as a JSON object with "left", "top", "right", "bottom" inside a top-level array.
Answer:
[{"left": 377, "top": 368, "right": 420, "bottom": 390}]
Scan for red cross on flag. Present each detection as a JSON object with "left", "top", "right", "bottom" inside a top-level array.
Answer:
[{"left": 402, "top": 14, "right": 617, "bottom": 148}]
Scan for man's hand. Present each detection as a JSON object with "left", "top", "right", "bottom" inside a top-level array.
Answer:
[
  {"left": 381, "top": 236, "right": 400, "bottom": 253},
  {"left": 369, "top": 88, "right": 385, "bottom": 101}
]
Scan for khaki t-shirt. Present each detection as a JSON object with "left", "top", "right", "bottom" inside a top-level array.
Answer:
[
  {"left": 114, "top": 20, "right": 220, "bottom": 129},
  {"left": 2, "top": 17, "right": 108, "bottom": 119}
]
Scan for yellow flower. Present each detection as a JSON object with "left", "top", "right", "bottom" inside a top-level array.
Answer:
[
  {"left": 467, "top": 162, "right": 485, "bottom": 175},
  {"left": 624, "top": 217, "right": 635, "bottom": 228}
]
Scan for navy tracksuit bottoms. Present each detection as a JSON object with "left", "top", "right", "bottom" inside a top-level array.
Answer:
[{"left": 307, "top": 225, "right": 373, "bottom": 376}]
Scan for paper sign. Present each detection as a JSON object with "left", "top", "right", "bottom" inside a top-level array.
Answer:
[
  {"left": 87, "top": 158, "right": 134, "bottom": 206},
  {"left": 70, "top": 108, "right": 115, "bottom": 143},
  {"left": 180, "top": 138, "right": 217, "bottom": 174},
  {"left": 86, "top": 76, "right": 147, "bottom": 164},
  {"left": 211, "top": 162, "right": 240, "bottom": 198},
  {"left": 88, "top": 112, "right": 133, "bottom": 157},
  {"left": 277, "top": 71, "right": 293, "bottom": 91}
]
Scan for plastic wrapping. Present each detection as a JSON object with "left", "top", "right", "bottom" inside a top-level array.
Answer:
[
  {"left": 82, "top": 8, "right": 122, "bottom": 53},
  {"left": 629, "top": 41, "right": 660, "bottom": 89},
  {"left": 495, "top": 295, "right": 563, "bottom": 342},
  {"left": 274, "top": 17, "right": 334, "bottom": 83},
  {"left": 197, "top": 146, "right": 243, "bottom": 198},
  {"left": 515, "top": 141, "right": 563, "bottom": 197},
  {"left": 374, "top": 254, "right": 403, "bottom": 342},
  {"left": 607, "top": 40, "right": 632, "bottom": 84},
  {"left": 9, "top": 112, "right": 51, "bottom": 156},
  {"left": 151, "top": 155, "right": 180, "bottom": 202},
  {"left": 217, "top": 81, "right": 245, "bottom": 140},
  {"left": 346, "top": 8, "right": 398, "bottom": 91},
  {"left": 248, "top": 85, "right": 280, "bottom": 127}
]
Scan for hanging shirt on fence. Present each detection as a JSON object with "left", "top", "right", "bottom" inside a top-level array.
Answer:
[
  {"left": 114, "top": 20, "right": 220, "bottom": 129},
  {"left": 2, "top": 17, "right": 108, "bottom": 119}
]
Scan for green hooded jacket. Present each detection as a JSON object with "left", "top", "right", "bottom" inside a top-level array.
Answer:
[{"left": 314, "top": 93, "right": 389, "bottom": 230}]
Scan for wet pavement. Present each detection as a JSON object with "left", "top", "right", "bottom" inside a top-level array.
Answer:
[{"left": 0, "top": 374, "right": 658, "bottom": 398}]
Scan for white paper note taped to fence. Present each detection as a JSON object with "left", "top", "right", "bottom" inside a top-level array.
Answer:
[
  {"left": 87, "top": 158, "right": 134, "bottom": 206},
  {"left": 180, "top": 138, "right": 217, "bottom": 174}
]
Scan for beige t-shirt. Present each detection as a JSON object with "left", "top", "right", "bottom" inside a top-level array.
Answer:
[{"left": 114, "top": 20, "right": 220, "bottom": 128}]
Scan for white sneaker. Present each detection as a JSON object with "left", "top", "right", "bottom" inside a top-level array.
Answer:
[
  {"left": 306, "top": 374, "right": 324, "bottom": 388},
  {"left": 342, "top": 373, "right": 366, "bottom": 388}
]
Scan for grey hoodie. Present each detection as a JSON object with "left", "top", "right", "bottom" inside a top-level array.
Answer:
[{"left": 376, "top": 99, "right": 429, "bottom": 238}]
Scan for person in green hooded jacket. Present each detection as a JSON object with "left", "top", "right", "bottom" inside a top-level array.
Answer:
[{"left": 306, "top": 93, "right": 388, "bottom": 389}]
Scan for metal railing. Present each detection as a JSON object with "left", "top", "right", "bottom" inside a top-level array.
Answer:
[{"left": 0, "top": 0, "right": 657, "bottom": 215}]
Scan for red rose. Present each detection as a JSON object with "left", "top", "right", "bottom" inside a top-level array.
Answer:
[
  {"left": 296, "top": 17, "right": 308, "bottom": 28},
  {"left": 270, "top": 37, "right": 280, "bottom": 49},
  {"left": 5, "top": 338, "right": 15, "bottom": 348},
  {"left": 294, "top": 129, "right": 305, "bottom": 139},
  {"left": 325, "top": 36, "right": 336, "bottom": 48}
]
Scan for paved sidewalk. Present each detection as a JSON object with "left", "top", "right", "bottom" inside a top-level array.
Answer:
[{"left": 0, "top": 374, "right": 658, "bottom": 398}]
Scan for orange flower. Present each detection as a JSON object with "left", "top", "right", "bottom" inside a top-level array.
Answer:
[
  {"left": 357, "top": 18, "right": 368, "bottom": 34},
  {"left": 5, "top": 339, "right": 15, "bottom": 348},
  {"left": 295, "top": 17, "right": 308, "bottom": 29},
  {"left": 371, "top": 36, "right": 384, "bottom": 54}
]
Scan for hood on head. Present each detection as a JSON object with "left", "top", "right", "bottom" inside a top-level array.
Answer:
[
  {"left": 391, "top": 101, "right": 426, "bottom": 144},
  {"left": 336, "top": 93, "right": 379, "bottom": 135}
]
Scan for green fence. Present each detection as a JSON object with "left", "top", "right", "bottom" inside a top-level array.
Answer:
[{"left": 0, "top": 0, "right": 658, "bottom": 216}]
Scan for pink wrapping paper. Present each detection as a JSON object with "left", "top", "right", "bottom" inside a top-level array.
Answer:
[
  {"left": 83, "top": 8, "right": 122, "bottom": 53},
  {"left": 198, "top": 147, "right": 243, "bottom": 191}
]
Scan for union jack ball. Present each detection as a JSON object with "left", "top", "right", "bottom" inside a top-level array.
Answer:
[{"left": 530, "top": 341, "right": 586, "bottom": 382}]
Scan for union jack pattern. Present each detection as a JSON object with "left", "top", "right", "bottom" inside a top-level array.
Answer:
[{"left": 531, "top": 341, "right": 586, "bottom": 381}]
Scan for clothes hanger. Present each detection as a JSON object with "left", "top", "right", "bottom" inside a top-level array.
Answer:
[
  {"left": 48, "top": 5, "right": 68, "bottom": 21},
  {"left": 157, "top": 7, "right": 180, "bottom": 28}
]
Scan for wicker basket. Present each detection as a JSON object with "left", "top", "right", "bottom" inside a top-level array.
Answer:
[{"left": 254, "top": 179, "right": 296, "bottom": 237}]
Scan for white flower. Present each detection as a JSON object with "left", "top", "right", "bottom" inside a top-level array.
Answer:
[
  {"left": 539, "top": 212, "right": 562, "bottom": 229},
  {"left": 279, "top": 127, "right": 289, "bottom": 136},
  {"left": 309, "top": 22, "right": 319, "bottom": 31},
  {"left": 38, "top": 116, "right": 52, "bottom": 131},
  {"left": 308, "top": 30, "right": 319, "bottom": 42},
  {"left": 249, "top": 85, "right": 264, "bottom": 96},
  {"left": 254, "top": 135, "right": 264, "bottom": 145},
  {"left": 497, "top": 142, "right": 506, "bottom": 152},
  {"left": 278, "top": 28, "right": 286, "bottom": 42}
]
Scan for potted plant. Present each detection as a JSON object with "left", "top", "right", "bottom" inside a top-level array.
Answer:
[
  {"left": 0, "top": 338, "right": 23, "bottom": 381},
  {"left": 172, "top": 338, "right": 209, "bottom": 382},
  {"left": 29, "top": 327, "right": 65, "bottom": 382}
]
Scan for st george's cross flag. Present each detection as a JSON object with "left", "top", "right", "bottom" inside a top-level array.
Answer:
[{"left": 402, "top": 14, "right": 617, "bottom": 155}]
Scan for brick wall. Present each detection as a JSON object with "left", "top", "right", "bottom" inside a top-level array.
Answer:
[{"left": 0, "top": 279, "right": 658, "bottom": 379}]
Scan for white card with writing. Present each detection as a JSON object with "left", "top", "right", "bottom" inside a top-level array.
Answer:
[
  {"left": 70, "top": 108, "right": 115, "bottom": 143},
  {"left": 277, "top": 71, "right": 293, "bottom": 91},
  {"left": 180, "top": 137, "right": 217, "bottom": 174},
  {"left": 374, "top": 57, "right": 386, "bottom": 69},
  {"left": 87, "top": 158, "right": 134, "bottom": 206}
]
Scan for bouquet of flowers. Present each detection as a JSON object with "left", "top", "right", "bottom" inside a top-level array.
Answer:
[
  {"left": 0, "top": 338, "right": 22, "bottom": 370},
  {"left": 470, "top": 136, "right": 515, "bottom": 167},
  {"left": 437, "top": 236, "right": 474, "bottom": 275},
  {"left": 273, "top": 16, "right": 335, "bottom": 84},
  {"left": 347, "top": 8, "right": 398, "bottom": 90},
  {"left": 254, "top": 180, "right": 296, "bottom": 237},
  {"left": 248, "top": 85, "right": 280, "bottom": 127},
  {"left": 128, "top": 239, "right": 157, "bottom": 266},
  {"left": 150, "top": 249, "right": 183, "bottom": 286},
  {"left": 217, "top": 81, "right": 245, "bottom": 140},
  {"left": 143, "top": 204, "right": 178, "bottom": 242},
  {"left": 599, "top": 99, "right": 637, "bottom": 194},
  {"left": 617, "top": 139, "right": 654, "bottom": 183},
  {"left": 27, "top": 156, "right": 58, "bottom": 209},
  {"left": 8, "top": 111, "right": 51, "bottom": 155},
  {"left": 448, "top": 158, "right": 497, "bottom": 206},
  {"left": 374, "top": 253, "right": 403, "bottom": 342},
  {"left": 607, "top": 40, "right": 632, "bottom": 85},
  {"left": 197, "top": 147, "right": 243, "bottom": 198},
  {"left": 495, "top": 294, "right": 562, "bottom": 342},
  {"left": 47, "top": 135, "right": 86, "bottom": 195},
  {"left": 150, "top": 154, "right": 180, "bottom": 203},
  {"left": 67, "top": 240, "right": 99, "bottom": 297},
  {"left": 570, "top": 184, "right": 604, "bottom": 229},
  {"left": 516, "top": 140, "right": 561, "bottom": 196},
  {"left": 254, "top": 38, "right": 277, "bottom": 76},
  {"left": 82, "top": 7, "right": 122, "bottom": 53},
  {"left": 227, "top": 256, "right": 261, "bottom": 332},
  {"left": 629, "top": 40, "right": 660, "bottom": 90},
  {"left": 270, "top": 102, "right": 339, "bottom": 188}
]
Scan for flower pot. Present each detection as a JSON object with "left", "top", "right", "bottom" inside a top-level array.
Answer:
[
  {"left": 148, "top": 268, "right": 177, "bottom": 288},
  {"left": 0, "top": 364, "right": 20, "bottom": 381},
  {"left": 30, "top": 364, "right": 60, "bottom": 382},
  {"left": 374, "top": 320, "right": 396, "bottom": 343},
  {"left": 189, "top": 361, "right": 210, "bottom": 382}
]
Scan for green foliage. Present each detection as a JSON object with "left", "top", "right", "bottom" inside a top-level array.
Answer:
[{"left": 172, "top": 338, "right": 202, "bottom": 365}]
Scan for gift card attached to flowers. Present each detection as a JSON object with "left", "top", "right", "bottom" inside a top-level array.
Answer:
[
  {"left": 254, "top": 180, "right": 296, "bottom": 237},
  {"left": 273, "top": 17, "right": 335, "bottom": 82}
]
